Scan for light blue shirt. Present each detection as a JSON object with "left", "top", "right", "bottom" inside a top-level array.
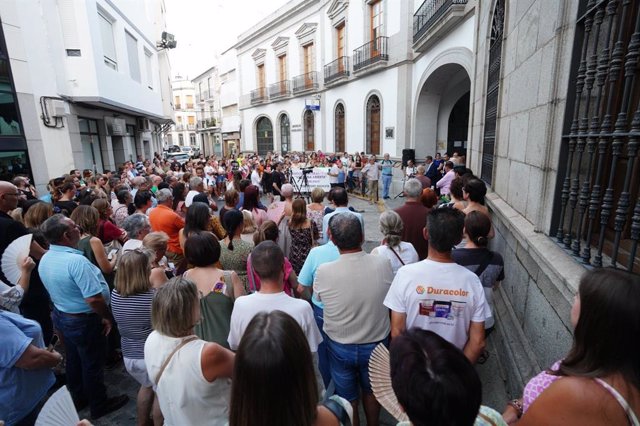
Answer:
[
  {"left": 39, "top": 244, "right": 110, "bottom": 313},
  {"left": 321, "top": 207, "right": 364, "bottom": 244},
  {"left": 0, "top": 311, "right": 55, "bottom": 425},
  {"left": 298, "top": 241, "right": 340, "bottom": 309}
]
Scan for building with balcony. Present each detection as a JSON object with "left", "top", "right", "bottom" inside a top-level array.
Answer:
[
  {"left": 234, "top": 0, "right": 474, "bottom": 162},
  {"left": 0, "top": 0, "right": 173, "bottom": 191},
  {"left": 192, "top": 66, "right": 221, "bottom": 156},
  {"left": 168, "top": 75, "right": 197, "bottom": 148}
]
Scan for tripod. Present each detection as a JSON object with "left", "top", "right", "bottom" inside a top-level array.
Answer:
[
  {"left": 393, "top": 175, "right": 407, "bottom": 199},
  {"left": 290, "top": 170, "right": 311, "bottom": 202}
]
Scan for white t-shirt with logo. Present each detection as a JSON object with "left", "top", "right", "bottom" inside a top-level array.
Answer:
[
  {"left": 329, "top": 165, "right": 339, "bottom": 184},
  {"left": 227, "top": 291, "right": 322, "bottom": 351},
  {"left": 384, "top": 259, "right": 490, "bottom": 350}
]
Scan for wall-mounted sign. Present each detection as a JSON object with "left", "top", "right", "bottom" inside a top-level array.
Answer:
[
  {"left": 305, "top": 98, "right": 320, "bottom": 111},
  {"left": 291, "top": 124, "right": 302, "bottom": 132},
  {"left": 385, "top": 127, "right": 395, "bottom": 139}
]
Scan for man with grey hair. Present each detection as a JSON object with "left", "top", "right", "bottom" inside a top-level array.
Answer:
[
  {"left": 39, "top": 214, "right": 129, "bottom": 418},
  {"left": 415, "top": 165, "right": 431, "bottom": 189},
  {"left": 313, "top": 212, "right": 393, "bottom": 426},
  {"left": 149, "top": 188, "right": 185, "bottom": 266},
  {"left": 121, "top": 213, "right": 151, "bottom": 252},
  {"left": 185, "top": 176, "right": 204, "bottom": 207},
  {"left": 130, "top": 176, "right": 146, "bottom": 198},
  {"left": 395, "top": 178, "right": 430, "bottom": 260}
]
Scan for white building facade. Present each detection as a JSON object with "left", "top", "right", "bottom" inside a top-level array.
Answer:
[
  {"left": 0, "top": 0, "right": 173, "bottom": 191},
  {"left": 236, "top": 0, "right": 474, "bottom": 163},
  {"left": 167, "top": 75, "right": 197, "bottom": 148},
  {"left": 192, "top": 66, "right": 221, "bottom": 157},
  {"left": 218, "top": 49, "right": 241, "bottom": 157}
]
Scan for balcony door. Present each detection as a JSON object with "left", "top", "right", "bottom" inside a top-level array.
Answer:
[
  {"left": 257, "top": 64, "right": 265, "bottom": 97},
  {"left": 370, "top": 0, "right": 383, "bottom": 56},
  {"left": 303, "top": 43, "right": 314, "bottom": 87},
  {"left": 337, "top": 23, "right": 345, "bottom": 72},
  {"left": 278, "top": 55, "right": 287, "bottom": 90}
]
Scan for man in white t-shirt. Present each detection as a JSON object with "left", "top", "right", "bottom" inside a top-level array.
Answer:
[
  {"left": 184, "top": 176, "right": 204, "bottom": 208},
  {"left": 228, "top": 241, "right": 322, "bottom": 353},
  {"left": 384, "top": 207, "right": 489, "bottom": 364}
]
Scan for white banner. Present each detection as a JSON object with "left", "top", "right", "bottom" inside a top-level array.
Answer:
[{"left": 289, "top": 167, "right": 331, "bottom": 192}]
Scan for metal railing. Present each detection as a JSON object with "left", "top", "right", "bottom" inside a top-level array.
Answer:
[
  {"left": 353, "top": 36, "right": 388, "bottom": 72},
  {"left": 186, "top": 124, "right": 197, "bottom": 130},
  {"left": 268, "top": 80, "right": 291, "bottom": 99},
  {"left": 324, "top": 56, "right": 350, "bottom": 84},
  {"left": 413, "top": 0, "right": 468, "bottom": 42},
  {"left": 292, "top": 71, "right": 320, "bottom": 93},
  {"left": 175, "top": 104, "right": 182, "bottom": 110},
  {"left": 250, "top": 88, "right": 268, "bottom": 104}
]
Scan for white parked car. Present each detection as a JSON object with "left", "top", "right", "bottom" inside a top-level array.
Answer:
[
  {"left": 166, "top": 152, "right": 190, "bottom": 165},
  {"left": 181, "top": 146, "right": 193, "bottom": 157}
]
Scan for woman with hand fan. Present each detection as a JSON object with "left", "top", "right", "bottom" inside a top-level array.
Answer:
[{"left": 0, "top": 256, "right": 35, "bottom": 313}]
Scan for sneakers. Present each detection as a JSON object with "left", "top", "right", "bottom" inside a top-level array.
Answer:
[{"left": 91, "top": 395, "right": 129, "bottom": 420}]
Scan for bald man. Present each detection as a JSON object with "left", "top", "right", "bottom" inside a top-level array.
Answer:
[{"left": 0, "top": 180, "right": 52, "bottom": 343}]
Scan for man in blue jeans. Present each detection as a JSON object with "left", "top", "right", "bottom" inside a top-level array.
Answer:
[
  {"left": 39, "top": 214, "right": 128, "bottom": 420},
  {"left": 380, "top": 153, "right": 394, "bottom": 199},
  {"left": 314, "top": 213, "right": 394, "bottom": 426}
]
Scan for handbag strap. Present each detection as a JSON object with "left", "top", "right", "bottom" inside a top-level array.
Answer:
[
  {"left": 474, "top": 251, "right": 495, "bottom": 278},
  {"left": 477, "top": 410, "right": 498, "bottom": 426},
  {"left": 247, "top": 253, "right": 258, "bottom": 294},
  {"left": 321, "top": 398, "right": 352, "bottom": 426},
  {"left": 388, "top": 245, "right": 405, "bottom": 266},
  {"left": 155, "top": 335, "right": 198, "bottom": 385}
]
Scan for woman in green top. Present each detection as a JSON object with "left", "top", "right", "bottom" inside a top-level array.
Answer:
[
  {"left": 69, "top": 205, "right": 118, "bottom": 282},
  {"left": 219, "top": 209, "right": 254, "bottom": 292},
  {"left": 183, "top": 231, "right": 245, "bottom": 347}
]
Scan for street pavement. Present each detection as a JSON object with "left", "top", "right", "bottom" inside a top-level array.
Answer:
[{"left": 83, "top": 192, "right": 510, "bottom": 425}]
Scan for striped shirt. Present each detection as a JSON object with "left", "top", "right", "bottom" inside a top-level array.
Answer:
[{"left": 111, "top": 289, "right": 154, "bottom": 359}]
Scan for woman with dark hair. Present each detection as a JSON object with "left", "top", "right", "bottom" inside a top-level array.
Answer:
[
  {"left": 133, "top": 190, "right": 153, "bottom": 215},
  {"left": 452, "top": 211, "right": 504, "bottom": 360},
  {"left": 172, "top": 182, "right": 188, "bottom": 218},
  {"left": 463, "top": 178, "right": 489, "bottom": 216},
  {"left": 382, "top": 329, "right": 505, "bottom": 425},
  {"left": 242, "top": 185, "right": 267, "bottom": 228},
  {"left": 288, "top": 198, "right": 317, "bottom": 274},
  {"left": 92, "top": 198, "right": 127, "bottom": 245},
  {"left": 183, "top": 232, "right": 244, "bottom": 347},
  {"left": 178, "top": 202, "right": 212, "bottom": 252},
  {"left": 503, "top": 269, "right": 640, "bottom": 425},
  {"left": 219, "top": 209, "right": 253, "bottom": 292},
  {"left": 112, "top": 189, "right": 132, "bottom": 227},
  {"left": 144, "top": 277, "right": 234, "bottom": 425},
  {"left": 229, "top": 311, "right": 353, "bottom": 426},
  {"left": 54, "top": 182, "right": 78, "bottom": 215}
]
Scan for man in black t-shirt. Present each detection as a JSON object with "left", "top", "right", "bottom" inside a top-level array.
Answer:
[{"left": 271, "top": 162, "right": 286, "bottom": 201}]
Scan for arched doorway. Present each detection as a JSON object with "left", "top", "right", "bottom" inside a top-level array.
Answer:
[
  {"left": 335, "top": 103, "right": 345, "bottom": 153},
  {"left": 414, "top": 63, "right": 470, "bottom": 160},
  {"left": 279, "top": 114, "right": 290, "bottom": 154},
  {"left": 366, "top": 95, "right": 381, "bottom": 155},
  {"left": 256, "top": 117, "right": 273, "bottom": 156},
  {"left": 304, "top": 110, "right": 314, "bottom": 151}
]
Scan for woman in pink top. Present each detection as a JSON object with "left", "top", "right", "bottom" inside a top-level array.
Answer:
[{"left": 503, "top": 268, "right": 640, "bottom": 425}]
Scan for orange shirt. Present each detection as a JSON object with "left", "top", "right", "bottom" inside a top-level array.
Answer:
[{"left": 149, "top": 204, "right": 185, "bottom": 254}]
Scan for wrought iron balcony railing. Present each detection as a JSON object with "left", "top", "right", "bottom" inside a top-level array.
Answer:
[
  {"left": 324, "top": 56, "right": 350, "bottom": 84},
  {"left": 292, "top": 71, "right": 320, "bottom": 93},
  {"left": 353, "top": 36, "right": 388, "bottom": 72},
  {"left": 413, "top": 0, "right": 468, "bottom": 42},
  {"left": 250, "top": 88, "right": 268, "bottom": 104},
  {"left": 268, "top": 80, "right": 291, "bottom": 99}
]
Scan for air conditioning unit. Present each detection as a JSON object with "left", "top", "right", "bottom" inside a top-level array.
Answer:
[
  {"left": 137, "top": 118, "right": 151, "bottom": 132},
  {"left": 50, "top": 99, "right": 70, "bottom": 117},
  {"left": 104, "top": 117, "right": 126, "bottom": 136}
]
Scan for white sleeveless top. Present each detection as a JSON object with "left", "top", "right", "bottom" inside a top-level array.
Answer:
[{"left": 144, "top": 331, "right": 231, "bottom": 426}]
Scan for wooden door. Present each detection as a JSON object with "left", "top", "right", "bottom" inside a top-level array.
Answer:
[
  {"left": 367, "top": 96, "right": 380, "bottom": 154},
  {"left": 304, "top": 43, "right": 313, "bottom": 87},
  {"left": 304, "top": 110, "right": 314, "bottom": 151},
  {"left": 370, "top": 0, "right": 382, "bottom": 56},
  {"left": 257, "top": 64, "right": 265, "bottom": 97}
]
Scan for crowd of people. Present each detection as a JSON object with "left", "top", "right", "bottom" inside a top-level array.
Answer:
[{"left": 0, "top": 149, "right": 638, "bottom": 426}]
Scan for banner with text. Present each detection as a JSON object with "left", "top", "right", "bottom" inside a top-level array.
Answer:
[{"left": 290, "top": 167, "right": 331, "bottom": 192}]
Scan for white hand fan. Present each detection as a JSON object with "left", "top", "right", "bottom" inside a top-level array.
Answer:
[
  {"left": 368, "top": 343, "right": 409, "bottom": 423},
  {"left": 35, "top": 386, "right": 80, "bottom": 426},
  {"left": 1, "top": 234, "right": 32, "bottom": 285}
]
